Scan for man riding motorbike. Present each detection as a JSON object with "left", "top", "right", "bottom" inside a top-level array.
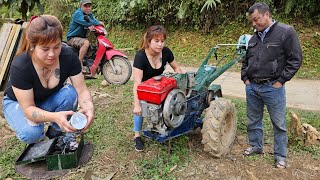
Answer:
[{"left": 66, "top": 0, "right": 104, "bottom": 73}]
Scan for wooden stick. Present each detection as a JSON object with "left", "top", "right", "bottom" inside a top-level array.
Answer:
[
  {"left": 0, "top": 24, "right": 21, "bottom": 84},
  {"left": 0, "top": 23, "right": 13, "bottom": 61}
]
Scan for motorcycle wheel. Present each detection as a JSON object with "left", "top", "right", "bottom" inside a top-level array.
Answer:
[{"left": 102, "top": 56, "right": 132, "bottom": 84}]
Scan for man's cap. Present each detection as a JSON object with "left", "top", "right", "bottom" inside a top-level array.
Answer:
[{"left": 80, "top": 0, "right": 92, "bottom": 4}]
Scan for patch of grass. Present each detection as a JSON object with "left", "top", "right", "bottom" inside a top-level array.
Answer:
[
  {"left": 262, "top": 153, "right": 274, "bottom": 162},
  {"left": 246, "top": 155, "right": 260, "bottom": 161},
  {"left": 289, "top": 136, "right": 320, "bottom": 159},
  {"left": 293, "top": 109, "right": 320, "bottom": 129},
  {"left": 135, "top": 136, "right": 190, "bottom": 179},
  {"left": 0, "top": 138, "right": 25, "bottom": 179}
]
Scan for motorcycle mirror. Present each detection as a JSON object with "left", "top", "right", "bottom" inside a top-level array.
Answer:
[{"left": 84, "top": 15, "right": 90, "bottom": 22}]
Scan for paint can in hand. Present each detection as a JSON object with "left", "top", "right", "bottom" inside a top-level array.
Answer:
[{"left": 69, "top": 112, "right": 87, "bottom": 130}]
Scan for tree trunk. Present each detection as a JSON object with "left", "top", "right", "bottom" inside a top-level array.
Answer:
[
  {"left": 202, "top": 9, "right": 215, "bottom": 33},
  {"left": 21, "top": 0, "right": 28, "bottom": 21}
]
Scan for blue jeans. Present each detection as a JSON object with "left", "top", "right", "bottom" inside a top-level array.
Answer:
[
  {"left": 2, "top": 84, "right": 78, "bottom": 144},
  {"left": 133, "top": 114, "right": 143, "bottom": 132},
  {"left": 245, "top": 81, "right": 287, "bottom": 162}
]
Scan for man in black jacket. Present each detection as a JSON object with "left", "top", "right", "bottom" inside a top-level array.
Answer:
[{"left": 241, "top": 2, "right": 302, "bottom": 169}]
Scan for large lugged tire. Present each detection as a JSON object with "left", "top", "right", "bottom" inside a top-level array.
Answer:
[
  {"left": 102, "top": 56, "right": 132, "bottom": 84},
  {"left": 201, "top": 98, "right": 237, "bottom": 158}
]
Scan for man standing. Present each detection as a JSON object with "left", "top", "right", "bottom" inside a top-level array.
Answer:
[
  {"left": 66, "top": 0, "right": 103, "bottom": 73},
  {"left": 241, "top": 2, "right": 302, "bottom": 169}
]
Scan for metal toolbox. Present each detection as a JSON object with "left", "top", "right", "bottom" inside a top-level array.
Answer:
[{"left": 15, "top": 135, "right": 84, "bottom": 171}]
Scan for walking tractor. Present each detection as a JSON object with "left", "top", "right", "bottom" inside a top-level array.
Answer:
[{"left": 137, "top": 35, "right": 252, "bottom": 157}]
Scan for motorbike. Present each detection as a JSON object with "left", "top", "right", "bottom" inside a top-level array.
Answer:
[{"left": 71, "top": 16, "right": 132, "bottom": 84}]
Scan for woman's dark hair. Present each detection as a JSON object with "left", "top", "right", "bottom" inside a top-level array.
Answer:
[
  {"left": 140, "top": 25, "right": 167, "bottom": 50},
  {"left": 16, "top": 15, "right": 63, "bottom": 56},
  {"left": 248, "top": 2, "right": 270, "bottom": 15}
]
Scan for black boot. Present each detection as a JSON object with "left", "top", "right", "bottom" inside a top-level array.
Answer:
[{"left": 45, "top": 125, "right": 63, "bottom": 139}]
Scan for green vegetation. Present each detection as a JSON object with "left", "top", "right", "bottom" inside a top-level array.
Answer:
[
  {"left": 42, "top": 0, "right": 320, "bottom": 32},
  {"left": 1, "top": 1, "right": 319, "bottom": 79},
  {"left": 0, "top": 0, "right": 43, "bottom": 20},
  {"left": 2, "top": 1, "right": 320, "bottom": 29},
  {"left": 1, "top": 79, "right": 319, "bottom": 179}
]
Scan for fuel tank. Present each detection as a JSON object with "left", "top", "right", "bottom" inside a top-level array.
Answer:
[{"left": 137, "top": 76, "right": 177, "bottom": 104}]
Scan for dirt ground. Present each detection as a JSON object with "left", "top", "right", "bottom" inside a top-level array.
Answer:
[
  {"left": 172, "top": 131, "right": 320, "bottom": 179},
  {"left": 89, "top": 129, "right": 320, "bottom": 179},
  {"left": 1, "top": 88, "right": 320, "bottom": 179},
  {"left": 1, "top": 124, "right": 319, "bottom": 179}
]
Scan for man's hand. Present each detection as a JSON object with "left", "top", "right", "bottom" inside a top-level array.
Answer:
[
  {"left": 99, "top": 21, "right": 105, "bottom": 26},
  {"left": 88, "top": 25, "right": 95, "bottom": 31},
  {"left": 245, "top": 80, "right": 250, "bottom": 85},
  {"left": 272, "top": 81, "right": 283, "bottom": 88}
]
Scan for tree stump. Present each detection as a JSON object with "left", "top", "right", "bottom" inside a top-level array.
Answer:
[
  {"left": 289, "top": 111, "right": 303, "bottom": 137},
  {"left": 302, "top": 123, "right": 320, "bottom": 146},
  {"left": 289, "top": 111, "right": 320, "bottom": 146}
]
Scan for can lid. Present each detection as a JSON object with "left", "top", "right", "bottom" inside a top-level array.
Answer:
[{"left": 69, "top": 112, "right": 87, "bottom": 130}]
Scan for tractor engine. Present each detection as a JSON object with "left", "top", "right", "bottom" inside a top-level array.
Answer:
[{"left": 137, "top": 73, "right": 195, "bottom": 135}]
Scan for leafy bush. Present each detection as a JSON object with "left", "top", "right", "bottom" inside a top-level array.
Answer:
[
  {"left": 2, "top": 0, "right": 319, "bottom": 29},
  {"left": 42, "top": 0, "right": 78, "bottom": 26},
  {"left": 0, "top": 0, "right": 44, "bottom": 20}
]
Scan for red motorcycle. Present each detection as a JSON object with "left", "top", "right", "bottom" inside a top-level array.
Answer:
[{"left": 73, "top": 16, "right": 132, "bottom": 84}]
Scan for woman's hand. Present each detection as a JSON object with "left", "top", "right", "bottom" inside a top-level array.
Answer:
[
  {"left": 70, "top": 73, "right": 95, "bottom": 132},
  {"left": 133, "top": 104, "right": 142, "bottom": 116},
  {"left": 169, "top": 60, "right": 183, "bottom": 73},
  {"left": 133, "top": 68, "right": 143, "bottom": 116},
  {"left": 55, "top": 111, "right": 77, "bottom": 132},
  {"left": 79, "top": 108, "right": 94, "bottom": 131}
]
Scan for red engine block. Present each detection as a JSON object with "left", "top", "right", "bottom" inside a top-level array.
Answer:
[{"left": 137, "top": 76, "right": 177, "bottom": 104}]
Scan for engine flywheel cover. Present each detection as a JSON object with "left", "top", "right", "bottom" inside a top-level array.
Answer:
[{"left": 163, "top": 89, "right": 187, "bottom": 128}]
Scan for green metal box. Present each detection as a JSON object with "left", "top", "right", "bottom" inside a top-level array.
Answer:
[
  {"left": 46, "top": 136, "right": 84, "bottom": 170},
  {"left": 15, "top": 135, "right": 84, "bottom": 171}
]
